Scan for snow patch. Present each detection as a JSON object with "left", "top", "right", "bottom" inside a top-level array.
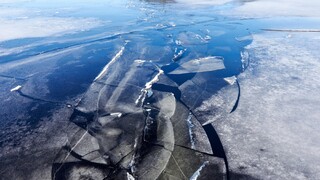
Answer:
[
  {"left": 211, "top": 33, "right": 320, "bottom": 179},
  {"left": 231, "top": 0, "right": 320, "bottom": 17},
  {"left": 0, "top": 17, "right": 101, "bottom": 42}
]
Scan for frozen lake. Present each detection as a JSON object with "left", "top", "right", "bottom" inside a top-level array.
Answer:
[{"left": 0, "top": 0, "right": 320, "bottom": 179}]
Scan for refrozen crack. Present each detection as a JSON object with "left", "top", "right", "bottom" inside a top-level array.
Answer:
[
  {"left": 15, "top": 90, "right": 63, "bottom": 104},
  {"left": 0, "top": 74, "right": 26, "bottom": 81}
]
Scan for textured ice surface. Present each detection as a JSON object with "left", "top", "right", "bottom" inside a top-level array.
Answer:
[
  {"left": 0, "top": 3, "right": 101, "bottom": 42},
  {"left": 55, "top": 58, "right": 226, "bottom": 179},
  {"left": 198, "top": 33, "right": 320, "bottom": 179}
]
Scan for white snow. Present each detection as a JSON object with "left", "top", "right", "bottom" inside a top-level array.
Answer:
[
  {"left": 230, "top": 0, "right": 320, "bottom": 17},
  {"left": 199, "top": 32, "right": 320, "bottom": 179}
]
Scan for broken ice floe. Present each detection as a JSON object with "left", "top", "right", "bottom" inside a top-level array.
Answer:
[
  {"left": 194, "top": 78, "right": 239, "bottom": 125},
  {"left": 0, "top": 1, "right": 257, "bottom": 179},
  {"left": 169, "top": 56, "right": 225, "bottom": 74},
  {"left": 53, "top": 57, "right": 226, "bottom": 179},
  {"left": 170, "top": 99, "right": 212, "bottom": 154},
  {"left": 55, "top": 60, "right": 175, "bottom": 179},
  {"left": 159, "top": 146, "right": 226, "bottom": 179}
]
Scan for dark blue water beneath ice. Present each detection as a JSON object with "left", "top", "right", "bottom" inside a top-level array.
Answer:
[{"left": 0, "top": 1, "right": 253, "bottom": 102}]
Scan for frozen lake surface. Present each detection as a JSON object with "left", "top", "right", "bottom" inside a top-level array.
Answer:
[{"left": 0, "top": 0, "right": 320, "bottom": 179}]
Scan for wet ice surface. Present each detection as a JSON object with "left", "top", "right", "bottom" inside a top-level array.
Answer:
[{"left": 1, "top": 0, "right": 320, "bottom": 180}]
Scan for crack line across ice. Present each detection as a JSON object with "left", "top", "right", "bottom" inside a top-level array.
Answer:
[
  {"left": 172, "top": 154, "right": 188, "bottom": 179},
  {"left": 94, "top": 46, "right": 125, "bottom": 81},
  {"left": 53, "top": 130, "right": 88, "bottom": 179}
]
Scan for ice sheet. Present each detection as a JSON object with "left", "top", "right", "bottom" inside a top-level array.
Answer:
[
  {"left": 204, "top": 33, "right": 320, "bottom": 179},
  {"left": 4, "top": 0, "right": 314, "bottom": 179}
]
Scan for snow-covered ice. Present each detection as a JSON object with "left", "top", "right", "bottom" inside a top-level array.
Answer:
[{"left": 197, "top": 32, "right": 320, "bottom": 179}]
